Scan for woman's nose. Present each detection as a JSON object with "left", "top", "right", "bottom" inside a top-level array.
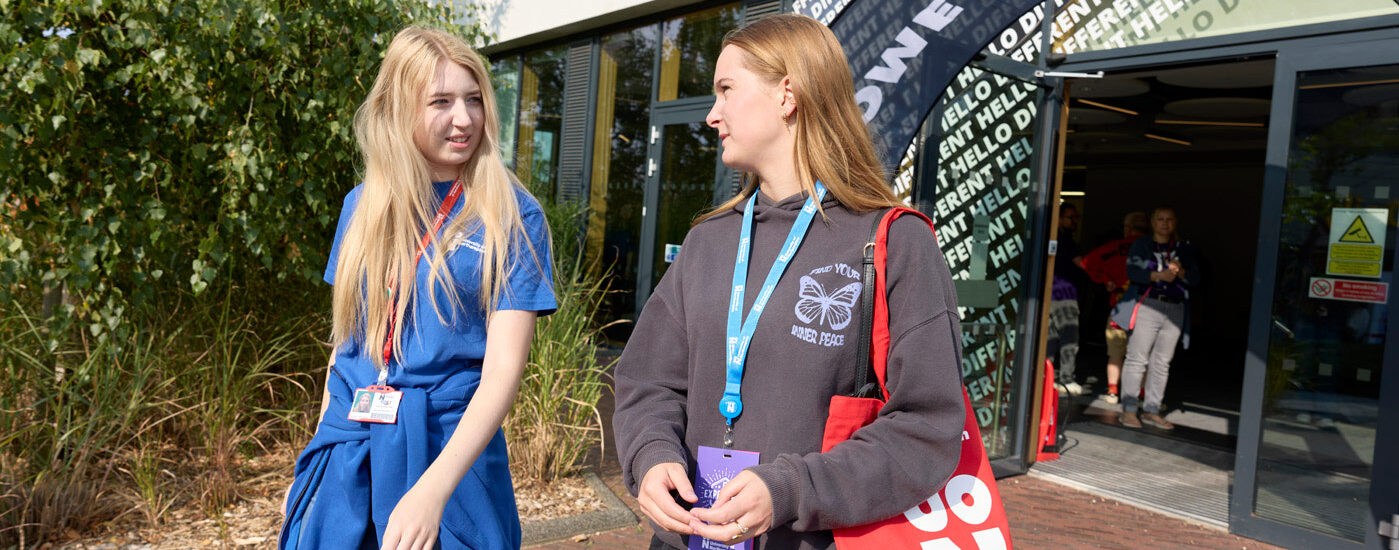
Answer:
[{"left": 706, "top": 100, "right": 722, "bottom": 128}]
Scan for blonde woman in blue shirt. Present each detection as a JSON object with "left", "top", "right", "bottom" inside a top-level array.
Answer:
[{"left": 280, "top": 26, "right": 555, "bottom": 550}]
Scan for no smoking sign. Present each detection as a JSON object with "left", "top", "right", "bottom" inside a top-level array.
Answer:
[{"left": 1309, "top": 276, "right": 1389, "bottom": 304}]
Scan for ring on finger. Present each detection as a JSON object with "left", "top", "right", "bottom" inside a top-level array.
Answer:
[{"left": 729, "top": 522, "right": 749, "bottom": 541}]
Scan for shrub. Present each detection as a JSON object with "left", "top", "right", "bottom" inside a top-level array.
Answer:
[
  {"left": 0, "top": 0, "right": 488, "bottom": 545},
  {"left": 0, "top": 0, "right": 485, "bottom": 345},
  {"left": 505, "top": 192, "right": 621, "bottom": 485}
]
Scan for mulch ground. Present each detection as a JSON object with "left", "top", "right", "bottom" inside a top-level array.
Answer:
[{"left": 52, "top": 445, "right": 605, "bottom": 550}]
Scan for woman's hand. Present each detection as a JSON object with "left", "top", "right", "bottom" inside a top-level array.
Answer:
[
  {"left": 381, "top": 483, "right": 448, "bottom": 550},
  {"left": 282, "top": 482, "right": 293, "bottom": 516},
  {"left": 1168, "top": 260, "right": 1185, "bottom": 279},
  {"left": 638, "top": 462, "right": 698, "bottom": 535},
  {"left": 689, "top": 470, "right": 773, "bottom": 546}
]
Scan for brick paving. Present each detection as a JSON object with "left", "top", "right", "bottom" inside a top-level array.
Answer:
[
  {"left": 528, "top": 464, "right": 1283, "bottom": 549},
  {"left": 532, "top": 367, "right": 1284, "bottom": 549}
]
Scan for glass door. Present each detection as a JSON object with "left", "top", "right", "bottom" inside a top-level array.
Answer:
[
  {"left": 635, "top": 102, "right": 734, "bottom": 308},
  {"left": 1234, "top": 37, "right": 1399, "bottom": 549}
]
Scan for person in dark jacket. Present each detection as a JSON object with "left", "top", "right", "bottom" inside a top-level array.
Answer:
[
  {"left": 1049, "top": 203, "right": 1090, "bottom": 395},
  {"left": 1117, "top": 206, "right": 1199, "bottom": 430},
  {"left": 612, "top": 14, "right": 965, "bottom": 550}
]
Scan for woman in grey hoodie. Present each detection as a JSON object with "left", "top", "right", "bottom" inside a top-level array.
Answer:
[{"left": 613, "top": 14, "right": 966, "bottom": 550}]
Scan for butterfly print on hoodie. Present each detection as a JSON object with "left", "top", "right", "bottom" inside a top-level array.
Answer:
[{"left": 790, "top": 263, "right": 862, "bottom": 347}]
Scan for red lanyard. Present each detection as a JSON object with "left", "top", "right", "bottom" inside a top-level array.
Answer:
[{"left": 381, "top": 179, "right": 465, "bottom": 370}]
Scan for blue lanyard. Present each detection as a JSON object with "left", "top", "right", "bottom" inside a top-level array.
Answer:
[{"left": 720, "top": 182, "right": 826, "bottom": 446}]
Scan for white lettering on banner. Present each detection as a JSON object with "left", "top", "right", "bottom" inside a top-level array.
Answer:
[
  {"left": 855, "top": 0, "right": 966, "bottom": 121},
  {"left": 865, "top": 28, "right": 928, "bottom": 83}
]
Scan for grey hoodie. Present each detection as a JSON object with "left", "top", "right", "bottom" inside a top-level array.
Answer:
[{"left": 613, "top": 190, "right": 965, "bottom": 550}]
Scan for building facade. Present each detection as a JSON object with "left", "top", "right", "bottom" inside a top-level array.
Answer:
[{"left": 477, "top": 1, "right": 1399, "bottom": 548}]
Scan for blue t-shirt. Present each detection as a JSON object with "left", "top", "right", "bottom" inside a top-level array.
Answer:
[{"left": 324, "top": 180, "right": 556, "bottom": 392}]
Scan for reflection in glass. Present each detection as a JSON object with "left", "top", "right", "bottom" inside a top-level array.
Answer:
[
  {"left": 653, "top": 122, "right": 720, "bottom": 286},
  {"left": 1046, "top": 0, "right": 1397, "bottom": 55},
  {"left": 491, "top": 56, "right": 521, "bottom": 168},
  {"left": 658, "top": 3, "right": 741, "bottom": 102},
  {"left": 928, "top": 68, "right": 1040, "bottom": 460},
  {"left": 590, "top": 25, "right": 659, "bottom": 339},
  {"left": 517, "top": 46, "right": 567, "bottom": 198},
  {"left": 1254, "top": 64, "right": 1398, "bottom": 541}
]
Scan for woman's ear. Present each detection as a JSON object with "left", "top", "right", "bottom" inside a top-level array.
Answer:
[{"left": 780, "top": 75, "right": 797, "bottom": 120}]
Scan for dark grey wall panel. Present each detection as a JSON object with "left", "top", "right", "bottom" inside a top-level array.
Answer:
[{"left": 558, "top": 40, "right": 597, "bottom": 202}]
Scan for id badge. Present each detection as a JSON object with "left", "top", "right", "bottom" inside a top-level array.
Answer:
[
  {"left": 689, "top": 445, "right": 760, "bottom": 550},
  {"left": 346, "top": 385, "right": 401, "bottom": 424}
]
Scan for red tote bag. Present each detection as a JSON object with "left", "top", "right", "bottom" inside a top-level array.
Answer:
[{"left": 821, "top": 207, "right": 1013, "bottom": 550}]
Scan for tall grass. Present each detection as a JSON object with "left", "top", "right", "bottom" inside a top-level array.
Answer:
[
  {"left": 0, "top": 285, "right": 328, "bottom": 547},
  {"left": 0, "top": 193, "right": 625, "bottom": 545},
  {"left": 505, "top": 194, "right": 622, "bottom": 485}
]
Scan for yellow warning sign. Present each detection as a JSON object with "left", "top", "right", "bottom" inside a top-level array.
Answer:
[
  {"left": 1330, "top": 243, "right": 1384, "bottom": 262},
  {"left": 1329, "top": 260, "right": 1383, "bottom": 278},
  {"left": 1327, "top": 208, "right": 1388, "bottom": 280},
  {"left": 1339, "top": 216, "right": 1375, "bottom": 243}
]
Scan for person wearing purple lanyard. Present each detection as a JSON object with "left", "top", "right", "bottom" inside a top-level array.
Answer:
[
  {"left": 612, "top": 15, "right": 965, "bottom": 550},
  {"left": 1117, "top": 206, "right": 1200, "bottom": 430}
]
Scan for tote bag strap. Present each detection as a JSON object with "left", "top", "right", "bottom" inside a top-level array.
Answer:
[
  {"left": 868, "top": 207, "right": 935, "bottom": 400},
  {"left": 851, "top": 210, "right": 886, "bottom": 399}
]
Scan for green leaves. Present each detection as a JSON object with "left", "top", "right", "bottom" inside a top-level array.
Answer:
[{"left": 1, "top": 0, "right": 489, "bottom": 339}]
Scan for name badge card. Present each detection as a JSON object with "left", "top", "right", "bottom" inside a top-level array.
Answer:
[
  {"left": 346, "top": 386, "right": 401, "bottom": 424},
  {"left": 689, "top": 445, "right": 760, "bottom": 550}
]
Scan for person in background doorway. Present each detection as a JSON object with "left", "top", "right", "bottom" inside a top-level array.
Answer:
[
  {"left": 1118, "top": 206, "right": 1199, "bottom": 430},
  {"left": 1048, "top": 202, "right": 1089, "bottom": 395},
  {"left": 1082, "top": 211, "right": 1149, "bottom": 404}
]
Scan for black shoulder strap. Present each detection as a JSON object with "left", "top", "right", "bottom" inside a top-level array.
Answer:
[{"left": 852, "top": 209, "right": 887, "bottom": 398}]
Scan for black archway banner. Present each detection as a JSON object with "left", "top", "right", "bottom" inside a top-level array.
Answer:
[{"left": 793, "top": 0, "right": 1042, "bottom": 174}]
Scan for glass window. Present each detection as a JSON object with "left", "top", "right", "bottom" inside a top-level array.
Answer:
[
  {"left": 657, "top": 3, "right": 741, "bottom": 102},
  {"left": 649, "top": 120, "right": 722, "bottom": 299},
  {"left": 926, "top": 67, "right": 1041, "bottom": 461},
  {"left": 491, "top": 56, "right": 521, "bottom": 168},
  {"left": 516, "top": 45, "right": 567, "bottom": 197},
  {"left": 1047, "top": 0, "right": 1399, "bottom": 55},
  {"left": 1253, "top": 63, "right": 1399, "bottom": 542},
  {"left": 588, "top": 25, "right": 659, "bottom": 337}
]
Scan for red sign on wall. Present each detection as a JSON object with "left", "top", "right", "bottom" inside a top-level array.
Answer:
[{"left": 1308, "top": 277, "right": 1389, "bottom": 304}]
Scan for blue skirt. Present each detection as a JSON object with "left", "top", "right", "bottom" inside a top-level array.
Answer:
[{"left": 279, "top": 370, "right": 520, "bottom": 549}]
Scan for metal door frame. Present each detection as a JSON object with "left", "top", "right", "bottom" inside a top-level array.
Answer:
[
  {"left": 1049, "top": 19, "right": 1399, "bottom": 549},
  {"left": 635, "top": 98, "right": 726, "bottom": 309},
  {"left": 1230, "top": 35, "right": 1399, "bottom": 550}
]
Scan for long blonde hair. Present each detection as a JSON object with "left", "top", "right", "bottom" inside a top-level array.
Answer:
[
  {"left": 699, "top": 14, "right": 901, "bottom": 224},
  {"left": 332, "top": 27, "right": 536, "bottom": 367}
]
